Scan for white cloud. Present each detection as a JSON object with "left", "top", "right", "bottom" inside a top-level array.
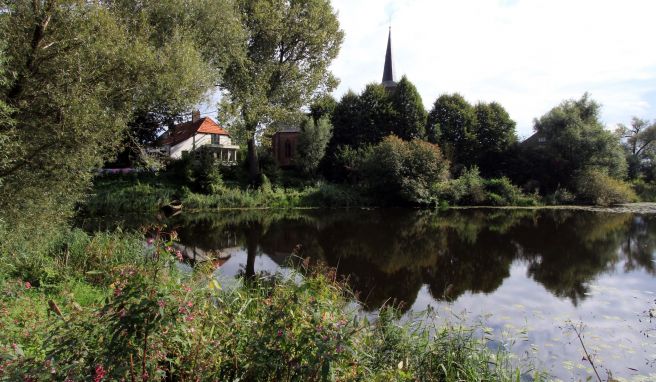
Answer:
[{"left": 330, "top": 0, "right": 656, "bottom": 137}]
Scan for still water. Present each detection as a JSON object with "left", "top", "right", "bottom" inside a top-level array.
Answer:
[{"left": 85, "top": 208, "right": 656, "bottom": 381}]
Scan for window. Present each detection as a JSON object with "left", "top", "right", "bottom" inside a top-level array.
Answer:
[
  {"left": 211, "top": 134, "right": 220, "bottom": 145},
  {"left": 285, "top": 140, "right": 292, "bottom": 158}
]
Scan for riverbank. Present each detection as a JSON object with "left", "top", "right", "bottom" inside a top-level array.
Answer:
[
  {"left": 451, "top": 202, "right": 656, "bottom": 214},
  {"left": 0, "top": 228, "right": 546, "bottom": 381}
]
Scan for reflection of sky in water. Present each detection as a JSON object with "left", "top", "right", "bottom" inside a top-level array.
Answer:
[{"left": 213, "top": 248, "right": 656, "bottom": 382}]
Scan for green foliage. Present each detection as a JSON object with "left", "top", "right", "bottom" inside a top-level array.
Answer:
[
  {"left": 220, "top": 0, "right": 344, "bottom": 181},
  {"left": 574, "top": 169, "right": 638, "bottom": 206},
  {"left": 167, "top": 147, "right": 224, "bottom": 194},
  {"left": 309, "top": 94, "right": 338, "bottom": 123},
  {"left": 389, "top": 76, "right": 427, "bottom": 140},
  {"left": 297, "top": 117, "right": 333, "bottom": 176},
  {"left": 84, "top": 177, "right": 176, "bottom": 214},
  {"left": 631, "top": 179, "right": 656, "bottom": 202},
  {"left": 0, "top": 231, "right": 545, "bottom": 381},
  {"left": 426, "top": 93, "right": 478, "bottom": 169},
  {"left": 436, "top": 167, "right": 538, "bottom": 206},
  {"left": 0, "top": 0, "right": 227, "bottom": 253},
  {"left": 525, "top": 93, "right": 627, "bottom": 193},
  {"left": 360, "top": 136, "right": 450, "bottom": 205},
  {"left": 617, "top": 117, "right": 656, "bottom": 180}
]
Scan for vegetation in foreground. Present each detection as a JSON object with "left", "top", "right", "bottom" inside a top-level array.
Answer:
[{"left": 0, "top": 228, "right": 545, "bottom": 381}]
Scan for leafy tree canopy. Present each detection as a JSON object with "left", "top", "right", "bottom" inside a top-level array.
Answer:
[
  {"left": 219, "top": 0, "right": 344, "bottom": 183},
  {"left": 389, "top": 76, "right": 427, "bottom": 140},
  {"left": 0, "top": 0, "right": 237, "bottom": 251},
  {"left": 426, "top": 93, "right": 477, "bottom": 169},
  {"left": 297, "top": 116, "right": 332, "bottom": 176},
  {"left": 530, "top": 93, "right": 627, "bottom": 191},
  {"left": 616, "top": 117, "right": 656, "bottom": 180}
]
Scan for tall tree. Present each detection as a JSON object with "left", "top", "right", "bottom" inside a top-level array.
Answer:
[
  {"left": 220, "top": 0, "right": 344, "bottom": 184},
  {"left": 390, "top": 76, "right": 427, "bottom": 140},
  {"left": 473, "top": 101, "right": 517, "bottom": 176},
  {"left": 426, "top": 93, "right": 477, "bottom": 170},
  {"left": 297, "top": 116, "right": 332, "bottom": 175},
  {"left": 616, "top": 117, "right": 656, "bottom": 180},
  {"left": 309, "top": 94, "right": 337, "bottom": 124},
  {"left": 357, "top": 83, "right": 395, "bottom": 144},
  {"left": 0, "top": 1, "right": 226, "bottom": 251},
  {"left": 527, "top": 93, "right": 627, "bottom": 192}
]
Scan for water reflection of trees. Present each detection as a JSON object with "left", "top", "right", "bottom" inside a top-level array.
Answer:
[{"left": 168, "top": 209, "right": 656, "bottom": 311}]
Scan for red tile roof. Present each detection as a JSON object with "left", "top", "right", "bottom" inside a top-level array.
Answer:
[{"left": 160, "top": 117, "right": 229, "bottom": 146}]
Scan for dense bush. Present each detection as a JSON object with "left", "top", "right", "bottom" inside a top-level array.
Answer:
[
  {"left": 574, "top": 169, "right": 638, "bottom": 206},
  {"left": 436, "top": 167, "right": 538, "bottom": 206},
  {"left": 360, "top": 136, "right": 450, "bottom": 205},
  {"left": 631, "top": 179, "right": 656, "bottom": 202},
  {"left": 166, "top": 147, "right": 223, "bottom": 194}
]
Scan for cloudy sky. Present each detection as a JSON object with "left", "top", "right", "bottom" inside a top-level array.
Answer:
[{"left": 329, "top": 0, "right": 656, "bottom": 138}]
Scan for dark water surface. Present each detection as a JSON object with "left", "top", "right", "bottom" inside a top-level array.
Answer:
[{"left": 83, "top": 208, "right": 656, "bottom": 381}]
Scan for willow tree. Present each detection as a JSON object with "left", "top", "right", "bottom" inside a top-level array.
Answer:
[
  {"left": 0, "top": 0, "right": 239, "bottom": 252},
  {"left": 220, "top": 0, "right": 343, "bottom": 183}
]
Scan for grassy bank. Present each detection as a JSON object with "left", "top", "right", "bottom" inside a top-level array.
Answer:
[
  {"left": 0, "top": 229, "right": 545, "bottom": 381},
  {"left": 84, "top": 175, "right": 371, "bottom": 215}
]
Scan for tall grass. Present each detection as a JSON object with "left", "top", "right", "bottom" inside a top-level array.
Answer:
[{"left": 0, "top": 230, "right": 546, "bottom": 381}]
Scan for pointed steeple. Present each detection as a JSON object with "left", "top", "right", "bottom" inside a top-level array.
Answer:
[{"left": 382, "top": 27, "right": 397, "bottom": 91}]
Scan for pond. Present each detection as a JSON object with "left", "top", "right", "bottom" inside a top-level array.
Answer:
[{"left": 82, "top": 208, "right": 656, "bottom": 381}]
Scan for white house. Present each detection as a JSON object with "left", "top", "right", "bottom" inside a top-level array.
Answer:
[{"left": 155, "top": 111, "right": 239, "bottom": 162}]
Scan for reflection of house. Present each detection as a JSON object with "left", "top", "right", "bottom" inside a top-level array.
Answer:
[
  {"left": 153, "top": 111, "right": 239, "bottom": 161},
  {"left": 272, "top": 128, "right": 300, "bottom": 167}
]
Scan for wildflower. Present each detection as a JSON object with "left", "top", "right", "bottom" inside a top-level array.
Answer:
[
  {"left": 157, "top": 300, "right": 166, "bottom": 308},
  {"left": 119, "top": 308, "right": 127, "bottom": 318},
  {"left": 24, "top": 281, "right": 31, "bottom": 289},
  {"left": 186, "top": 301, "right": 193, "bottom": 308},
  {"left": 93, "top": 364, "right": 107, "bottom": 382},
  {"left": 277, "top": 329, "right": 283, "bottom": 337},
  {"left": 175, "top": 250, "right": 183, "bottom": 261},
  {"left": 146, "top": 238, "right": 154, "bottom": 245}
]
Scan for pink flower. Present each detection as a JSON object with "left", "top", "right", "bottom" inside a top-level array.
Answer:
[
  {"left": 24, "top": 282, "right": 31, "bottom": 289},
  {"left": 146, "top": 238, "right": 154, "bottom": 245},
  {"left": 157, "top": 300, "right": 166, "bottom": 308},
  {"left": 175, "top": 250, "right": 183, "bottom": 261},
  {"left": 277, "top": 329, "right": 283, "bottom": 337},
  {"left": 93, "top": 364, "right": 106, "bottom": 382},
  {"left": 186, "top": 301, "right": 193, "bottom": 308}
]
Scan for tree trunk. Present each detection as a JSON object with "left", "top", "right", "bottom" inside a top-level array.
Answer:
[
  {"left": 245, "top": 221, "right": 260, "bottom": 280},
  {"left": 247, "top": 137, "right": 260, "bottom": 186}
]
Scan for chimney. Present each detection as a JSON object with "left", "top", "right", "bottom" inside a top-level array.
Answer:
[{"left": 192, "top": 109, "right": 201, "bottom": 122}]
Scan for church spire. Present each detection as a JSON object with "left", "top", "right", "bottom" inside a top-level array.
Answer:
[{"left": 382, "top": 27, "right": 397, "bottom": 91}]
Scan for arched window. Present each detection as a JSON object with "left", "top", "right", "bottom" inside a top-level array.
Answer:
[{"left": 285, "top": 140, "right": 292, "bottom": 158}]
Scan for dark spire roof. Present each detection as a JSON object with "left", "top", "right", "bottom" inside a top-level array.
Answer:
[{"left": 382, "top": 27, "right": 397, "bottom": 90}]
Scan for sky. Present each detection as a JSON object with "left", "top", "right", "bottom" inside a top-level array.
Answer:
[{"left": 328, "top": 0, "right": 656, "bottom": 139}]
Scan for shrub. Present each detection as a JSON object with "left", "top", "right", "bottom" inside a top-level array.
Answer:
[
  {"left": 360, "top": 136, "right": 450, "bottom": 205},
  {"left": 544, "top": 186, "right": 576, "bottom": 205},
  {"left": 166, "top": 146, "right": 223, "bottom": 194},
  {"left": 632, "top": 179, "right": 656, "bottom": 202},
  {"left": 436, "top": 167, "right": 538, "bottom": 206},
  {"left": 574, "top": 169, "right": 638, "bottom": 206}
]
